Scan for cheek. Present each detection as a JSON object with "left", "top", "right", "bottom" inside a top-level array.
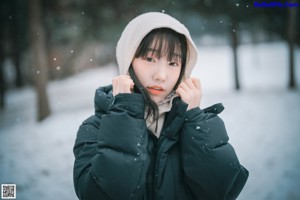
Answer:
[
  {"left": 132, "top": 59, "right": 148, "bottom": 85},
  {"left": 132, "top": 60, "right": 143, "bottom": 76},
  {"left": 170, "top": 69, "right": 181, "bottom": 86}
]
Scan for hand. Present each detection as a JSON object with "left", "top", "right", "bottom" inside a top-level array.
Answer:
[
  {"left": 112, "top": 75, "right": 134, "bottom": 96},
  {"left": 176, "top": 78, "right": 202, "bottom": 111}
]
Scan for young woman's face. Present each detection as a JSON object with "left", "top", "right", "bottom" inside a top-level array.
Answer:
[{"left": 132, "top": 48, "right": 182, "bottom": 104}]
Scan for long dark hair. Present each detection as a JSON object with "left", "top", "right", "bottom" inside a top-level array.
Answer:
[{"left": 129, "top": 28, "right": 188, "bottom": 130}]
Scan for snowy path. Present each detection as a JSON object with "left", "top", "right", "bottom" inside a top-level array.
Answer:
[{"left": 1, "top": 42, "right": 300, "bottom": 199}]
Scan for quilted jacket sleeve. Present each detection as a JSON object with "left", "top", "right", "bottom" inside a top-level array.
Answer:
[
  {"left": 180, "top": 103, "right": 249, "bottom": 200},
  {"left": 73, "top": 93, "right": 149, "bottom": 200}
]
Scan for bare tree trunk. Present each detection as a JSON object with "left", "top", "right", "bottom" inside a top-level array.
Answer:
[
  {"left": 0, "top": 26, "right": 7, "bottom": 109},
  {"left": 0, "top": 2, "right": 7, "bottom": 109},
  {"left": 12, "top": 50, "right": 23, "bottom": 87},
  {"left": 28, "top": 0, "right": 51, "bottom": 121},
  {"left": 11, "top": 0, "right": 25, "bottom": 88},
  {"left": 288, "top": 0, "right": 298, "bottom": 89},
  {"left": 0, "top": 52, "right": 5, "bottom": 109},
  {"left": 231, "top": 18, "right": 240, "bottom": 90}
]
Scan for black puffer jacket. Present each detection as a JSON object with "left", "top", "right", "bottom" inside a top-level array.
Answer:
[{"left": 73, "top": 85, "right": 249, "bottom": 200}]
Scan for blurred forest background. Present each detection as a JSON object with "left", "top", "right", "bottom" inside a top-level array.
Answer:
[
  {"left": 0, "top": 0, "right": 299, "bottom": 121},
  {"left": 0, "top": 1, "right": 300, "bottom": 199}
]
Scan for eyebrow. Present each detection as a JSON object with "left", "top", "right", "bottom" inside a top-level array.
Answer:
[{"left": 147, "top": 48, "right": 182, "bottom": 58}]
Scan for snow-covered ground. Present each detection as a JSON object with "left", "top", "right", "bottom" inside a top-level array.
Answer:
[{"left": 0, "top": 42, "right": 300, "bottom": 200}]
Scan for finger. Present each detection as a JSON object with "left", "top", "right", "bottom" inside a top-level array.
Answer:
[
  {"left": 178, "top": 82, "right": 190, "bottom": 92},
  {"left": 121, "top": 79, "right": 133, "bottom": 91},
  {"left": 116, "top": 76, "right": 133, "bottom": 85},
  {"left": 123, "top": 75, "right": 134, "bottom": 85},
  {"left": 119, "top": 74, "right": 130, "bottom": 77},
  {"left": 120, "top": 75, "right": 134, "bottom": 87},
  {"left": 112, "top": 77, "right": 119, "bottom": 96},
  {"left": 185, "top": 78, "right": 197, "bottom": 90},
  {"left": 112, "top": 76, "right": 119, "bottom": 88},
  {"left": 112, "top": 75, "right": 134, "bottom": 96},
  {"left": 191, "top": 77, "right": 201, "bottom": 90},
  {"left": 129, "top": 79, "right": 134, "bottom": 89},
  {"left": 176, "top": 87, "right": 187, "bottom": 97}
]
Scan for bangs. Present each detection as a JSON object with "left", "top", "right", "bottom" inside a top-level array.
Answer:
[{"left": 135, "top": 28, "right": 187, "bottom": 64}]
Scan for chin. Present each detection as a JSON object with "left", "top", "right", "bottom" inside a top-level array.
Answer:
[{"left": 150, "top": 96, "right": 162, "bottom": 104}]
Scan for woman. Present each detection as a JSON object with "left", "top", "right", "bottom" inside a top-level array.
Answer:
[{"left": 73, "top": 12, "right": 248, "bottom": 200}]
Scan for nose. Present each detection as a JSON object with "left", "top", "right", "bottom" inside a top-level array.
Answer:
[{"left": 153, "top": 63, "right": 167, "bottom": 82}]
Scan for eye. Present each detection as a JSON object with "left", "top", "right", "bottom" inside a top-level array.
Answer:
[
  {"left": 143, "top": 57, "right": 155, "bottom": 62},
  {"left": 169, "top": 61, "right": 180, "bottom": 67}
]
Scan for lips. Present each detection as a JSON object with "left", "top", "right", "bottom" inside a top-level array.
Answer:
[{"left": 147, "top": 86, "right": 165, "bottom": 95}]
